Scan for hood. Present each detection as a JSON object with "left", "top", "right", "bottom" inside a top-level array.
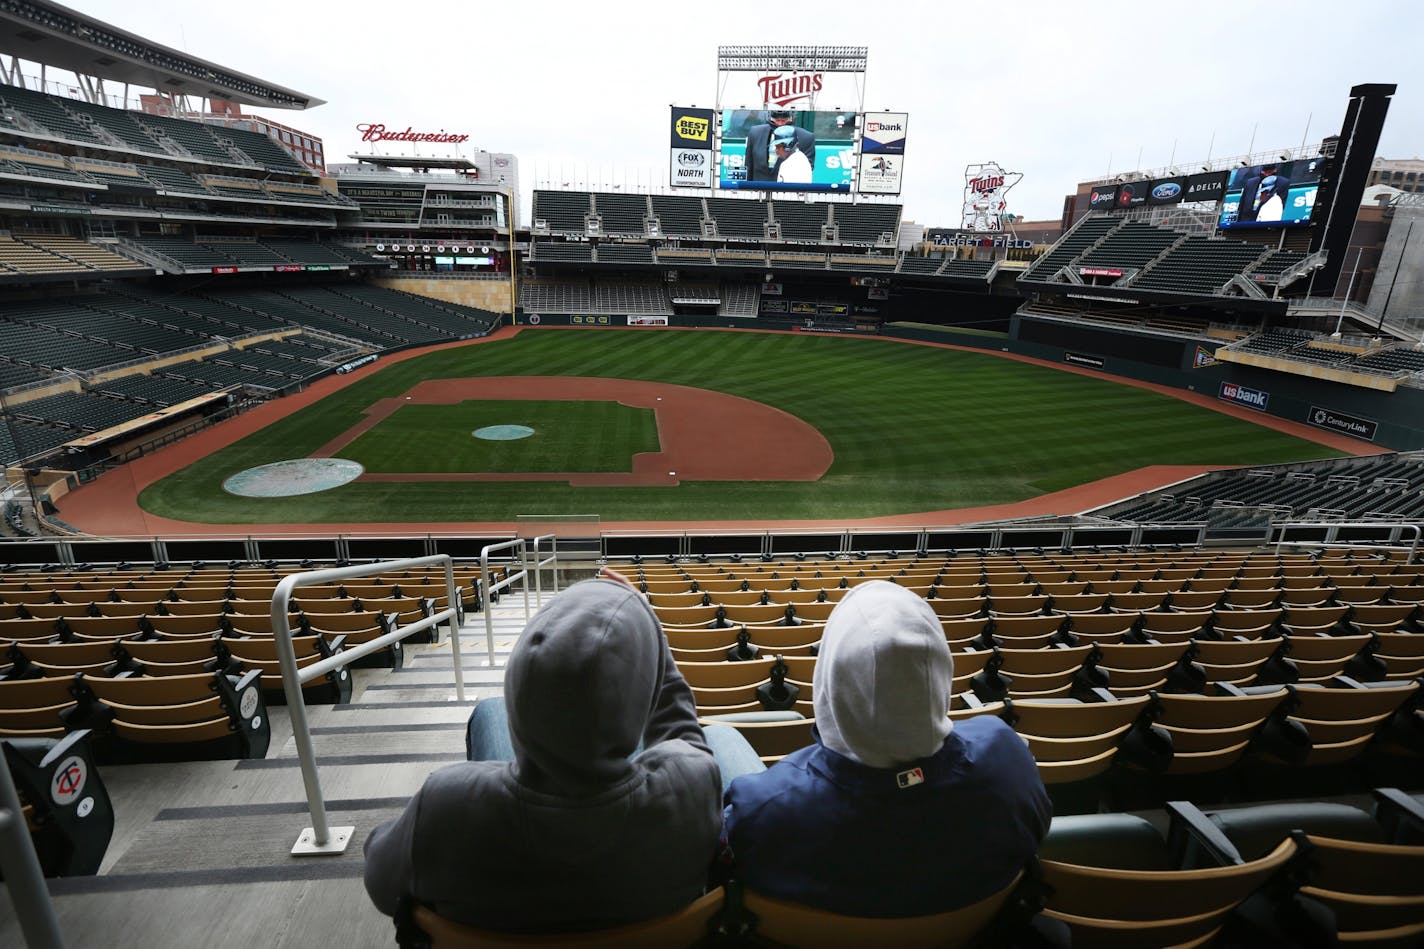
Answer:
[
  {"left": 505, "top": 578, "right": 664, "bottom": 795},
  {"left": 813, "top": 579, "right": 954, "bottom": 769}
]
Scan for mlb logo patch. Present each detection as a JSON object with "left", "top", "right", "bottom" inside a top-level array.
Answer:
[{"left": 896, "top": 767, "right": 925, "bottom": 789}]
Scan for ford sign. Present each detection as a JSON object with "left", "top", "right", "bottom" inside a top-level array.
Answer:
[{"left": 1152, "top": 182, "right": 1182, "bottom": 200}]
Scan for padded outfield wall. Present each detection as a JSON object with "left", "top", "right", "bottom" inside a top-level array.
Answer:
[{"left": 1002, "top": 316, "right": 1424, "bottom": 451}]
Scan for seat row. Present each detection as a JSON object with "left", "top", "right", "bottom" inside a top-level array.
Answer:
[
  {"left": 695, "top": 673, "right": 1422, "bottom": 812},
  {"left": 399, "top": 787, "right": 1424, "bottom": 947}
]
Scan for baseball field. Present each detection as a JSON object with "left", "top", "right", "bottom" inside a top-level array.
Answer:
[{"left": 133, "top": 328, "right": 1348, "bottom": 525}]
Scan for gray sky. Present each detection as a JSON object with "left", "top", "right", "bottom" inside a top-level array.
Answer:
[{"left": 38, "top": 0, "right": 1424, "bottom": 226}]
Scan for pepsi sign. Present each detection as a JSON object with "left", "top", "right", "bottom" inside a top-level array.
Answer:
[{"left": 1088, "top": 184, "right": 1118, "bottom": 208}]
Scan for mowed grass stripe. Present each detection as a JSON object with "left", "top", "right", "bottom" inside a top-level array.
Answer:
[
  {"left": 138, "top": 330, "right": 1344, "bottom": 524},
  {"left": 341, "top": 401, "right": 658, "bottom": 474}
]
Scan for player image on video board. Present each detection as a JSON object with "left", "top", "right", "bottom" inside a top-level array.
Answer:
[
  {"left": 1218, "top": 158, "right": 1323, "bottom": 229},
  {"left": 719, "top": 109, "right": 856, "bottom": 192}
]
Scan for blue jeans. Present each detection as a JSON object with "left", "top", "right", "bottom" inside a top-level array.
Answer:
[
  {"left": 703, "top": 724, "right": 767, "bottom": 797},
  {"left": 466, "top": 696, "right": 516, "bottom": 762},
  {"left": 466, "top": 698, "right": 768, "bottom": 796}
]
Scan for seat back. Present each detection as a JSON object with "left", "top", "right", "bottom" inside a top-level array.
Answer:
[
  {"left": 742, "top": 872, "right": 1020, "bottom": 948},
  {"left": 1040, "top": 838, "right": 1296, "bottom": 946},
  {"left": 410, "top": 886, "right": 723, "bottom": 948}
]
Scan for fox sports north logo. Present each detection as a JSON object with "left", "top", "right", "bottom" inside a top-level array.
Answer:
[{"left": 678, "top": 152, "right": 705, "bottom": 167}]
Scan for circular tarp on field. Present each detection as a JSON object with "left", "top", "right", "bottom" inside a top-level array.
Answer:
[
  {"left": 222, "top": 458, "right": 364, "bottom": 498},
  {"left": 473, "top": 424, "right": 535, "bottom": 441}
]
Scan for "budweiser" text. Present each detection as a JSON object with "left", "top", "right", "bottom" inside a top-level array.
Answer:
[{"left": 357, "top": 123, "right": 469, "bottom": 144}]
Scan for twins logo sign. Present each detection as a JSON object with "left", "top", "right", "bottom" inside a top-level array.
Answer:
[{"left": 962, "top": 162, "right": 1023, "bottom": 232}]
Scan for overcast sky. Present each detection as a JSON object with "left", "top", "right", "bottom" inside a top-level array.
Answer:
[{"left": 33, "top": 0, "right": 1424, "bottom": 227}]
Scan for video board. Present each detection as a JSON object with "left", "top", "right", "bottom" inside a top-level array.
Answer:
[
  {"left": 1218, "top": 159, "right": 1323, "bottom": 229},
  {"left": 718, "top": 109, "right": 857, "bottom": 193}
]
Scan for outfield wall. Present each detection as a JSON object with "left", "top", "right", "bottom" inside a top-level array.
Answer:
[{"left": 1008, "top": 316, "right": 1424, "bottom": 451}]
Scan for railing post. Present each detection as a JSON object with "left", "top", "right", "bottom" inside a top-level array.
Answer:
[
  {"left": 269, "top": 554, "right": 462, "bottom": 856},
  {"left": 0, "top": 742, "right": 66, "bottom": 949}
]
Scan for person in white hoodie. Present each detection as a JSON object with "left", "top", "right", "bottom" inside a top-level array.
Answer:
[
  {"left": 722, "top": 579, "right": 1051, "bottom": 917},
  {"left": 363, "top": 576, "right": 722, "bottom": 932}
]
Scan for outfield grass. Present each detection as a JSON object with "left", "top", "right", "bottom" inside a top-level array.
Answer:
[
  {"left": 139, "top": 330, "right": 1347, "bottom": 523},
  {"left": 341, "top": 401, "right": 658, "bottom": 473}
]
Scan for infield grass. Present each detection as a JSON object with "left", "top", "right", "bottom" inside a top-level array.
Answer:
[
  {"left": 342, "top": 401, "right": 658, "bottom": 474},
  {"left": 139, "top": 329, "right": 1347, "bottom": 523}
]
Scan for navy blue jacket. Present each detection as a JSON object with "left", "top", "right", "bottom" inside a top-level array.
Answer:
[{"left": 723, "top": 716, "right": 1050, "bottom": 918}]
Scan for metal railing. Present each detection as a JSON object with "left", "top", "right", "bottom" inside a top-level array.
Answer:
[
  {"left": 0, "top": 740, "right": 65, "bottom": 949},
  {"left": 479, "top": 539, "right": 535, "bottom": 666},
  {"left": 1271, "top": 521, "right": 1421, "bottom": 561},
  {"left": 270, "top": 555, "right": 464, "bottom": 856},
  {"left": 526, "top": 533, "right": 561, "bottom": 609}
]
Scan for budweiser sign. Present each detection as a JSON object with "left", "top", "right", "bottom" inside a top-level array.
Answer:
[
  {"left": 756, "top": 73, "right": 824, "bottom": 107},
  {"left": 356, "top": 123, "right": 469, "bottom": 144}
]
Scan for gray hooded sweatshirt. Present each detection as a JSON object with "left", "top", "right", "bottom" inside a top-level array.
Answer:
[{"left": 363, "top": 578, "right": 722, "bottom": 931}]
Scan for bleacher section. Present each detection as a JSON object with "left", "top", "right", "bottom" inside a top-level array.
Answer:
[
  {"left": 532, "top": 191, "right": 591, "bottom": 233},
  {"left": 832, "top": 203, "right": 900, "bottom": 244},
  {"left": 7, "top": 390, "right": 153, "bottom": 434},
  {"left": 595, "top": 243, "right": 654, "bottom": 264},
  {"left": 592, "top": 281, "right": 671, "bottom": 315},
  {"left": 771, "top": 200, "right": 828, "bottom": 242},
  {"left": 1, "top": 84, "right": 314, "bottom": 177},
  {"left": 650, "top": 195, "right": 706, "bottom": 237},
  {"left": 1098, "top": 453, "right": 1424, "bottom": 525},
  {"left": 705, "top": 197, "right": 769, "bottom": 239},
  {"left": 531, "top": 241, "right": 594, "bottom": 263},
  {"left": 1133, "top": 234, "right": 1266, "bottom": 295},
  {"left": 593, "top": 193, "right": 649, "bottom": 235},
  {"left": 1019, "top": 215, "right": 1121, "bottom": 281},
  {"left": 17, "top": 235, "right": 140, "bottom": 271},
  {"left": 1078, "top": 221, "right": 1182, "bottom": 272},
  {"left": 1021, "top": 214, "right": 1319, "bottom": 301}
]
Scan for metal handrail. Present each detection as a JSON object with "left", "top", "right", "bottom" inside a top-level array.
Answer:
[
  {"left": 270, "top": 555, "right": 463, "bottom": 856},
  {"left": 527, "top": 533, "right": 560, "bottom": 608},
  {"left": 479, "top": 539, "right": 533, "bottom": 666},
  {"left": 0, "top": 741, "right": 66, "bottom": 949},
  {"left": 1272, "top": 521, "right": 1421, "bottom": 561}
]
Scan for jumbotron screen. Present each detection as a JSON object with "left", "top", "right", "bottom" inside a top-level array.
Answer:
[
  {"left": 1218, "top": 158, "right": 1324, "bottom": 229},
  {"left": 719, "top": 109, "right": 857, "bottom": 193}
]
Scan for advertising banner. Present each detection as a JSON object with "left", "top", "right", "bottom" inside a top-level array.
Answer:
[
  {"left": 1147, "top": 177, "right": 1187, "bottom": 205},
  {"left": 858, "top": 153, "right": 903, "bottom": 194},
  {"left": 1184, "top": 171, "right": 1228, "bottom": 203},
  {"left": 1307, "top": 405, "right": 1378, "bottom": 441},
  {"left": 670, "top": 107, "right": 715, "bottom": 149},
  {"left": 1064, "top": 352, "right": 1106, "bottom": 369},
  {"left": 861, "top": 112, "right": 908, "bottom": 154},
  {"left": 670, "top": 148, "right": 713, "bottom": 188},
  {"left": 1218, "top": 380, "right": 1270, "bottom": 411},
  {"left": 1114, "top": 180, "right": 1148, "bottom": 209},
  {"left": 1088, "top": 184, "right": 1119, "bottom": 210},
  {"left": 719, "top": 109, "right": 857, "bottom": 192}
]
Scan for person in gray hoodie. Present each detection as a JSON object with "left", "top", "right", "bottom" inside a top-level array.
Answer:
[
  {"left": 722, "top": 579, "right": 1051, "bottom": 917},
  {"left": 363, "top": 576, "right": 723, "bottom": 931}
]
